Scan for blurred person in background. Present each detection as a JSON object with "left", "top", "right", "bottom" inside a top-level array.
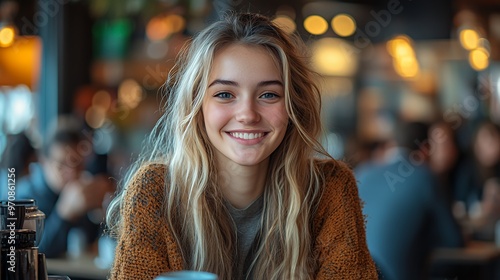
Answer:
[
  {"left": 427, "top": 121, "right": 463, "bottom": 206},
  {"left": 0, "top": 132, "right": 38, "bottom": 179},
  {"left": 355, "top": 121, "right": 464, "bottom": 280},
  {"left": 455, "top": 121, "right": 500, "bottom": 217},
  {"left": 9, "top": 116, "right": 115, "bottom": 258},
  {"left": 0, "top": 132, "right": 38, "bottom": 211},
  {"left": 467, "top": 177, "right": 500, "bottom": 241}
]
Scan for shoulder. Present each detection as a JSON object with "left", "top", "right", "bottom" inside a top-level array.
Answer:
[
  {"left": 313, "top": 158, "right": 360, "bottom": 210},
  {"left": 16, "top": 163, "right": 52, "bottom": 199},
  {"left": 131, "top": 163, "right": 167, "bottom": 181},
  {"left": 315, "top": 158, "right": 356, "bottom": 190},
  {"left": 129, "top": 163, "right": 167, "bottom": 187},
  {"left": 123, "top": 163, "right": 168, "bottom": 208},
  {"left": 17, "top": 163, "right": 43, "bottom": 189},
  {"left": 312, "top": 159, "right": 378, "bottom": 278}
]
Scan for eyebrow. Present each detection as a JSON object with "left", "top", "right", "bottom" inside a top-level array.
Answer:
[{"left": 208, "top": 79, "right": 283, "bottom": 88}]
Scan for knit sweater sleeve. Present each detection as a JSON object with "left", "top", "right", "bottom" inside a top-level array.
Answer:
[
  {"left": 110, "top": 164, "right": 183, "bottom": 280},
  {"left": 313, "top": 160, "right": 378, "bottom": 280}
]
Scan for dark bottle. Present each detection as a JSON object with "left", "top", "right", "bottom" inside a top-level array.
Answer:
[{"left": 0, "top": 229, "right": 38, "bottom": 280}]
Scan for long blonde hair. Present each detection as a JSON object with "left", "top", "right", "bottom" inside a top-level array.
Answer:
[{"left": 107, "top": 12, "right": 330, "bottom": 279}]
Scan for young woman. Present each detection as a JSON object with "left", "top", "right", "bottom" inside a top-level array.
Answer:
[{"left": 107, "top": 12, "right": 377, "bottom": 280}]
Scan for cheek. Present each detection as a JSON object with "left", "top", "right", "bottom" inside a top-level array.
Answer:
[
  {"left": 270, "top": 106, "right": 289, "bottom": 129},
  {"left": 203, "top": 104, "right": 228, "bottom": 131}
]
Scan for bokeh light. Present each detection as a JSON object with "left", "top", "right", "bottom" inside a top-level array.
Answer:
[
  {"left": 469, "top": 48, "right": 489, "bottom": 71},
  {"left": 387, "top": 35, "right": 420, "bottom": 78},
  {"left": 92, "top": 90, "right": 112, "bottom": 111},
  {"left": 0, "top": 26, "right": 16, "bottom": 47},
  {"left": 118, "top": 79, "right": 144, "bottom": 109},
  {"left": 393, "top": 56, "right": 419, "bottom": 78},
  {"left": 331, "top": 14, "right": 356, "bottom": 37},
  {"left": 166, "top": 14, "right": 186, "bottom": 33},
  {"left": 146, "top": 14, "right": 185, "bottom": 41},
  {"left": 459, "top": 29, "right": 480, "bottom": 50},
  {"left": 85, "top": 106, "right": 107, "bottom": 129},
  {"left": 304, "top": 15, "right": 328, "bottom": 35},
  {"left": 146, "top": 17, "right": 169, "bottom": 41},
  {"left": 3, "top": 85, "right": 34, "bottom": 134},
  {"left": 386, "top": 35, "right": 414, "bottom": 57},
  {"left": 312, "top": 38, "right": 358, "bottom": 76}
]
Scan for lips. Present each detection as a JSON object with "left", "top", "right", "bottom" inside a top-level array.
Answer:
[{"left": 228, "top": 132, "right": 265, "bottom": 140}]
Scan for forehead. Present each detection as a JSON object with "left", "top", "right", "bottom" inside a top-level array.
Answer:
[
  {"left": 48, "top": 143, "right": 86, "bottom": 167},
  {"left": 209, "top": 44, "right": 283, "bottom": 82},
  {"left": 49, "top": 144, "right": 75, "bottom": 160}
]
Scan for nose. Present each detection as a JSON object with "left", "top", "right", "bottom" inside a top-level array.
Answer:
[{"left": 235, "top": 98, "right": 260, "bottom": 124}]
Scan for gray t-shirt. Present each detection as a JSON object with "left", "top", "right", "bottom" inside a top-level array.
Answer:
[{"left": 225, "top": 195, "right": 263, "bottom": 280}]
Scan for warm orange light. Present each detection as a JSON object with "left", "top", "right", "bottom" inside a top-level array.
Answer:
[
  {"left": 312, "top": 38, "right": 358, "bottom": 76},
  {"left": 118, "top": 79, "right": 143, "bottom": 109},
  {"left": 166, "top": 14, "right": 186, "bottom": 34},
  {"left": 394, "top": 55, "right": 420, "bottom": 78},
  {"left": 85, "top": 106, "right": 106, "bottom": 129},
  {"left": 469, "top": 48, "right": 489, "bottom": 71},
  {"left": 92, "top": 90, "right": 112, "bottom": 110},
  {"left": 0, "top": 36, "right": 41, "bottom": 89},
  {"left": 0, "top": 26, "right": 16, "bottom": 47},
  {"left": 304, "top": 15, "right": 328, "bottom": 35},
  {"left": 146, "top": 14, "right": 185, "bottom": 41},
  {"left": 387, "top": 35, "right": 419, "bottom": 79},
  {"left": 146, "top": 17, "right": 170, "bottom": 41},
  {"left": 387, "top": 35, "right": 413, "bottom": 57},
  {"left": 331, "top": 14, "right": 356, "bottom": 37},
  {"left": 459, "top": 29, "right": 479, "bottom": 50}
]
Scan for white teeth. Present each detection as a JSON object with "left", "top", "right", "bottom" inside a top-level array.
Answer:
[{"left": 230, "top": 132, "right": 264, "bottom": 140}]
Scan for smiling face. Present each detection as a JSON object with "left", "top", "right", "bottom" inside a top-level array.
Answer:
[{"left": 202, "top": 44, "right": 289, "bottom": 169}]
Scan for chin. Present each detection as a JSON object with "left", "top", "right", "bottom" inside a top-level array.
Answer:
[
  {"left": 232, "top": 157, "right": 267, "bottom": 167},
  {"left": 232, "top": 160, "right": 258, "bottom": 166}
]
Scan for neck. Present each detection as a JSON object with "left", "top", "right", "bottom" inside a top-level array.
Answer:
[{"left": 218, "top": 159, "right": 269, "bottom": 209}]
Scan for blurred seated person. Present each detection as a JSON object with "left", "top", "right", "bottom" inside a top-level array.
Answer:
[
  {"left": 0, "top": 132, "right": 38, "bottom": 179},
  {"left": 0, "top": 131, "right": 37, "bottom": 198},
  {"left": 13, "top": 118, "right": 115, "bottom": 258},
  {"left": 467, "top": 177, "right": 500, "bottom": 241},
  {"left": 455, "top": 121, "right": 500, "bottom": 214},
  {"left": 355, "top": 121, "right": 464, "bottom": 280},
  {"left": 427, "top": 121, "right": 463, "bottom": 205}
]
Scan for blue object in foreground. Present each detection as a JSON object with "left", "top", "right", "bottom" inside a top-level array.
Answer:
[{"left": 155, "top": 271, "right": 218, "bottom": 280}]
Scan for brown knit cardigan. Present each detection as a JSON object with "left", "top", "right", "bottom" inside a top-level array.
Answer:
[{"left": 110, "top": 159, "right": 378, "bottom": 279}]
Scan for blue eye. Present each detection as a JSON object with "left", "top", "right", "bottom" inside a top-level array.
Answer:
[
  {"left": 214, "top": 92, "right": 233, "bottom": 99},
  {"left": 260, "top": 92, "right": 279, "bottom": 99}
]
